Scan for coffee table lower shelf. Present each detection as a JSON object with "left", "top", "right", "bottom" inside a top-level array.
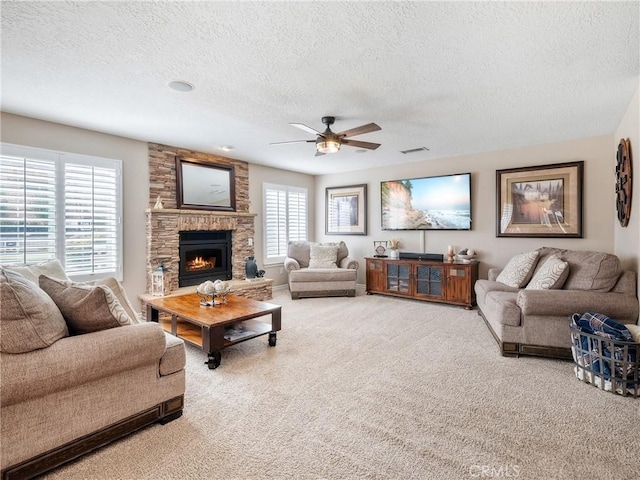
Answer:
[{"left": 158, "top": 317, "right": 275, "bottom": 350}]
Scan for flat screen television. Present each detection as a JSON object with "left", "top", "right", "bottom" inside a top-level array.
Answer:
[{"left": 381, "top": 173, "right": 472, "bottom": 230}]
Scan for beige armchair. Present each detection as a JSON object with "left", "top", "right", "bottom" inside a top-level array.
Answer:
[{"left": 284, "top": 241, "right": 358, "bottom": 299}]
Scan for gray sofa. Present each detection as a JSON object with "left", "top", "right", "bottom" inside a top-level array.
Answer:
[
  {"left": 0, "top": 261, "right": 186, "bottom": 479},
  {"left": 475, "top": 248, "right": 639, "bottom": 359},
  {"left": 284, "top": 241, "right": 359, "bottom": 299}
]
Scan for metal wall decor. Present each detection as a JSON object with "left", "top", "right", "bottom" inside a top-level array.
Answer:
[{"left": 615, "top": 138, "right": 632, "bottom": 227}]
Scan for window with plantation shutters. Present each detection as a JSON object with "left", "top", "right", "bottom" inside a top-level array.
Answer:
[
  {"left": 263, "top": 183, "right": 307, "bottom": 263},
  {"left": 0, "top": 143, "right": 123, "bottom": 280}
]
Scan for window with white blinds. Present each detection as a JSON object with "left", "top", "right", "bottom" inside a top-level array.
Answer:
[
  {"left": 263, "top": 183, "right": 308, "bottom": 263},
  {"left": 0, "top": 143, "right": 123, "bottom": 280}
]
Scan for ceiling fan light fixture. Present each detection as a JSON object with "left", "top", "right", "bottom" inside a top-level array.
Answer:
[{"left": 316, "top": 139, "right": 340, "bottom": 154}]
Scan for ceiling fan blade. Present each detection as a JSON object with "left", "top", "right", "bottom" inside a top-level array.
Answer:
[
  {"left": 269, "top": 140, "right": 316, "bottom": 146},
  {"left": 290, "top": 123, "right": 321, "bottom": 135},
  {"left": 336, "top": 123, "right": 381, "bottom": 138},
  {"left": 341, "top": 139, "right": 381, "bottom": 150}
]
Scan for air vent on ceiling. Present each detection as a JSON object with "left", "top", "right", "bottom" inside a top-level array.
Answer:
[{"left": 400, "top": 147, "right": 430, "bottom": 154}]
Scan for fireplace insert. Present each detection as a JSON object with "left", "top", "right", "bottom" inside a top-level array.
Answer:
[{"left": 178, "top": 231, "right": 232, "bottom": 287}]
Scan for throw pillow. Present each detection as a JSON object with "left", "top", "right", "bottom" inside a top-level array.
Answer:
[
  {"left": 496, "top": 250, "right": 540, "bottom": 288},
  {"left": 39, "top": 275, "right": 134, "bottom": 335},
  {"left": 525, "top": 254, "right": 569, "bottom": 290},
  {"left": 85, "top": 276, "right": 141, "bottom": 324},
  {"left": 308, "top": 244, "right": 339, "bottom": 269},
  {"left": 2, "top": 259, "right": 70, "bottom": 284},
  {"left": 0, "top": 269, "right": 68, "bottom": 353}
]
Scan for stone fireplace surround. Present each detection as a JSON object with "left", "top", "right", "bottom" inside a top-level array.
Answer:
[{"left": 145, "top": 144, "right": 270, "bottom": 299}]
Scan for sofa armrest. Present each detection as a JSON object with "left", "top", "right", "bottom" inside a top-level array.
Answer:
[
  {"left": 339, "top": 256, "right": 359, "bottom": 270},
  {"left": 517, "top": 289, "right": 639, "bottom": 322},
  {"left": 488, "top": 268, "right": 502, "bottom": 282},
  {"left": 1, "top": 323, "right": 167, "bottom": 407},
  {"left": 284, "top": 257, "right": 300, "bottom": 272}
]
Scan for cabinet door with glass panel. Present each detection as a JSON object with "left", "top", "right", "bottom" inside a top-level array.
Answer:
[
  {"left": 414, "top": 264, "right": 444, "bottom": 300},
  {"left": 385, "top": 261, "right": 412, "bottom": 294}
]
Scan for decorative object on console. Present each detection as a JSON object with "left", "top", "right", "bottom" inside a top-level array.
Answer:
[
  {"left": 151, "top": 263, "right": 169, "bottom": 297},
  {"left": 446, "top": 245, "right": 455, "bottom": 263},
  {"left": 496, "top": 161, "right": 583, "bottom": 238},
  {"left": 326, "top": 184, "right": 367, "bottom": 235},
  {"left": 457, "top": 248, "right": 476, "bottom": 263},
  {"left": 373, "top": 241, "right": 388, "bottom": 257},
  {"left": 175, "top": 156, "right": 236, "bottom": 212},
  {"left": 615, "top": 138, "right": 632, "bottom": 227},
  {"left": 388, "top": 239, "right": 401, "bottom": 259}
]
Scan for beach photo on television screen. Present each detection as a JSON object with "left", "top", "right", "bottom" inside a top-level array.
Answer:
[{"left": 381, "top": 173, "right": 471, "bottom": 230}]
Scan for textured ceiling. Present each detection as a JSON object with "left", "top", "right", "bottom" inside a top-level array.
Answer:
[{"left": 1, "top": 1, "right": 638, "bottom": 175}]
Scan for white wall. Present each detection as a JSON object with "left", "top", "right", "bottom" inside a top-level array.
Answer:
[
  {"left": 613, "top": 83, "right": 640, "bottom": 289},
  {"left": 315, "top": 135, "right": 616, "bottom": 283}
]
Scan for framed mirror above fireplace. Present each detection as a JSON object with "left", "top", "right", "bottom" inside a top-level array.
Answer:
[{"left": 176, "top": 157, "right": 236, "bottom": 211}]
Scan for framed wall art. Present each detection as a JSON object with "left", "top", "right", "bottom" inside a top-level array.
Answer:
[
  {"left": 496, "top": 161, "right": 583, "bottom": 238},
  {"left": 326, "top": 184, "right": 367, "bottom": 235},
  {"left": 175, "top": 157, "right": 236, "bottom": 211}
]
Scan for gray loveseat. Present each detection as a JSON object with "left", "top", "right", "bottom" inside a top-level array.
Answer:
[
  {"left": 0, "top": 261, "right": 186, "bottom": 479},
  {"left": 284, "top": 241, "right": 359, "bottom": 299},
  {"left": 475, "top": 247, "right": 639, "bottom": 359}
]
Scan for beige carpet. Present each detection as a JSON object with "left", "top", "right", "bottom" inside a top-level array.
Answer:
[{"left": 44, "top": 289, "right": 639, "bottom": 480}]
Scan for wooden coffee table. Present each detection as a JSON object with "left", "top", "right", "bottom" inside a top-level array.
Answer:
[{"left": 146, "top": 293, "right": 281, "bottom": 369}]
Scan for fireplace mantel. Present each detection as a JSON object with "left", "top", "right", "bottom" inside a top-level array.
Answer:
[{"left": 146, "top": 208, "right": 256, "bottom": 217}]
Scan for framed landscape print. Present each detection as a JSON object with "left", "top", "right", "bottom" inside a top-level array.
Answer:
[
  {"left": 175, "top": 157, "right": 236, "bottom": 211},
  {"left": 496, "top": 161, "right": 583, "bottom": 238},
  {"left": 326, "top": 184, "right": 367, "bottom": 235}
]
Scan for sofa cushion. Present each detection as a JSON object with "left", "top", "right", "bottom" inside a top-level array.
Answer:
[
  {"left": 484, "top": 291, "right": 521, "bottom": 327},
  {"left": 288, "top": 241, "right": 311, "bottom": 268},
  {"left": 0, "top": 269, "right": 68, "bottom": 353},
  {"left": 309, "top": 244, "right": 339, "bottom": 268},
  {"left": 562, "top": 251, "right": 622, "bottom": 292},
  {"left": 474, "top": 279, "right": 519, "bottom": 307},
  {"left": 289, "top": 268, "right": 357, "bottom": 282},
  {"left": 2, "top": 259, "right": 70, "bottom": 284},
  {"left": 525, "top": 254, "right": 569, "bottom": 290},
  {"left": 160, "top": 332, "right": 187, "bottom": 376},
  {"left": 496, "top": 250, "right": 540, "bottom": 288},
  {"left": 39, "top": 275, "right": 134, "bottom": 335}
]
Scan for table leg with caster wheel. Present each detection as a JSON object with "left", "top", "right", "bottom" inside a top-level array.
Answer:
[
  {"left": 206, "top": 351, "right": 221, "bottom": 369},
  {"left": 268, "top": 332, "right": 277, "bottom": 346},
  {"left": 203, "top": 325, "right": 225, "bottom": 369}
]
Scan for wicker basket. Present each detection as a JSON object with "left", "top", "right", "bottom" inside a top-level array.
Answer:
[{"left": 570, "top": 325, "right": 640, "bottom": 398}]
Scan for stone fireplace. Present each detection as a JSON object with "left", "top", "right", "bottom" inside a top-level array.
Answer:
[{"left": 145, "top": 143, "right": 269, "bottom": 299}]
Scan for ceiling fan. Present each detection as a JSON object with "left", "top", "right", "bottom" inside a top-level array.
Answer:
[{"left": 270, "top": 116, "right": 381, "bottom": 156}]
